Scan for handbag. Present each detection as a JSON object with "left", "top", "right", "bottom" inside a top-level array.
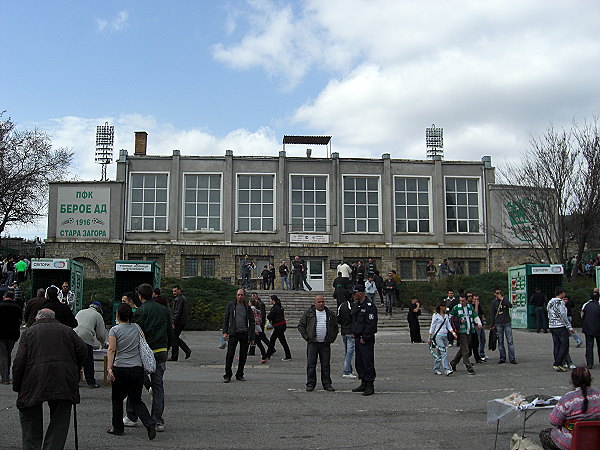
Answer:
[
  {"left": 135, "top": 324, "right": 156, "bottom": 374},
  {"left": 488, "top": 327, "right": 498, "bottom": 351}
]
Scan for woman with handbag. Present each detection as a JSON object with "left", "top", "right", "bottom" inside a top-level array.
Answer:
[
  {"left": 428, "top": 301, "right": 457, "bottom": 376},
  {"left": 106, "top": 303, "right": 156, "bottom": 440},
  {"left": 260, "top": 295, "right": 292, "bottom": 363}
]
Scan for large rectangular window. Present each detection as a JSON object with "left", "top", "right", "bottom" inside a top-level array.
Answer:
[
  {"left": 445, "top": 178, "right": 480, "bottom": 233},
  {"left": 130, "top": 173, "right": 168, "bottom": 231},
  {"left": 290, "top": 175, "right": 327, "bottom": 232},
  {"left": 183, "top": 174, "right": 221, "bottom": 231},
  {"left": 182, "top": 257, "right": 216, "bottom": 278},
  {"left": 343, "top": 176, "right": 380, "bottom": 233},
  {"left": 237, "top": 175, "right": 274, "bottom": 232},
  {"left": 394, "top": 177, "right": 430, "bottom": 233}
]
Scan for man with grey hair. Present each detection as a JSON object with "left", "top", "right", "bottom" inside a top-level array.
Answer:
[
  {"left": 13, "top": 308, "right": 87, "bottom": 449},
  {"left": 298, "top": 295, "right": 339, "bottom": 392}
]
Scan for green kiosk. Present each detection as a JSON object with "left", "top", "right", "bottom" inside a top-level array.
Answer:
[
  {"left": 113, "top": 260, "right": 161, "bottom": 321},
  {"left": 30, "top": 258, "right": 84, "bottom": 313},
  {"left": 507, "top": 264, "right": 564, "bottom": 329}
]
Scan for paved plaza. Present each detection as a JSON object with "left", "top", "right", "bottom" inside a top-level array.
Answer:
[{"left": 0, "top": 325, "right": 587, "bottom": 449}]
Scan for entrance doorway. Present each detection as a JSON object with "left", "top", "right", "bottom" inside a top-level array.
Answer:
[{"left": 306, "top": 260, "right": 324, "bottom": 291}]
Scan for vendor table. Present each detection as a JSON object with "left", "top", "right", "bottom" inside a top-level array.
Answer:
[
  {"left": 487, "top": 398, "right": 556, "bottom": 450},
  {"left": 93, "top": 349, "right": 109, "bottom": 385}
]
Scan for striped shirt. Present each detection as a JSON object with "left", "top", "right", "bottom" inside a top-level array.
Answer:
[{"left": 315, "top": 309, "right": 327, "bottom": 342}]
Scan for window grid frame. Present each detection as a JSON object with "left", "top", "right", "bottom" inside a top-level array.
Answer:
[
  {"left": 444, "top": 176, "right": 482, "bottom": 234},
  {"left": 393, "top": 175, "right": 433, "bottom": 234},
  {"left": 128, "top": 171, "right": 170, "bottom": 232},
  {"left": 236, "top": 173, "right": 276, "bottom": 233},
  {"left": 181, "top": 172, "right": 223, "bottom": 233},
  {"left": 289, "top": 174, "right": 329, "bottom": 233},
  {"left": 342, "top": 174, "right": 382, "bottom": 234}
]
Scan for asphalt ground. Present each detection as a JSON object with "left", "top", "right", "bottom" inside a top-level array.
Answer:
[{"left": 0, "top": 325, "right": 589, "bottom": 449}]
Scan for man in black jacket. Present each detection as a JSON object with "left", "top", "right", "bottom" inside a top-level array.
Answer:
[
  {"left": 42, "top": 286, "right": 77, "bottom": 328},
  {"left": 351, "top": 285, "right": 378, "bottom": 396},
  {"left": 222, "top": 289, "right": 255, "bottom": 382},
  {"left": 169, "top": 286, "right": 191, "bottom": 361},
  {"left": 298, "top": 295, "right": 338, "bottom": 392},
  {"left": 582, "top": 291, "right": 600, "bottom": 369},
  {"left": 337, "top": 294, "right": 356, "bottom": 378},
  {"left": 0, "top": 290, "right": 22, "bottom": 384},
  {"left": 530, "top": 288, "right": 548, "bottom": 333}
]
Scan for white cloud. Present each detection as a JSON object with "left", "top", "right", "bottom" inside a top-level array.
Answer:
[
  {"left": 213, "top": 0, "right": 600, "bottom": 163},
  {"left": 96, "top": 10, "right": 129, "bottom": 32}
]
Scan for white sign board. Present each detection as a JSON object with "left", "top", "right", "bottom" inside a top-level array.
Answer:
[
  {"left": 289, "top": 234, "right": 330, "bottom": 244},
  {"left": 530, "top": 265, "right": 564, "bottom": 275},
  {"left": 56, "top": 186, "right": 110, "bottom": 239},
  {"left": 31, "top": 259, "right": 70, "bottom": 270},
  {"left": 115, "top": 263, "right": 153, "bottom": 272}
]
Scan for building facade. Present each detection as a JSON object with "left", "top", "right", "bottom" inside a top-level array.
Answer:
[{"left": 45, "top": 133, "right": 530, "bottom": 287}]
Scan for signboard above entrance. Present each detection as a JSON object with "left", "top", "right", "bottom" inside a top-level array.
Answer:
[
  {"left": 290, "top": 234, "right": 330, "bottom": 244},
  {"left": 115, "top": 263, "right": 153, "bottom": 272}
]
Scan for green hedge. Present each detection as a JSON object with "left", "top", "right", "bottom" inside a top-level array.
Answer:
[{"left": 82, "top": 276, "right": 235, "bottom": 330}]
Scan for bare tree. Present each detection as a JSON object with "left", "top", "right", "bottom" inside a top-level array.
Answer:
[
  {"left": 497, "top": 118, "right": 600, "bottom": 276},
  {"left": 0, "top": 112, "right": 74, "bottom": 241}
]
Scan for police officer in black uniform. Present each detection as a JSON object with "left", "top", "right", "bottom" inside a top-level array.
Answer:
[{"left": 351, "top": 284, "right": 378, "bottom": 396}]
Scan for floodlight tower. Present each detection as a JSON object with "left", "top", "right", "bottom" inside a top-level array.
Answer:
[
  {"left": 426, "top": 124, "right": 444, "bottom": 160},
  {"left": 95, "top": 122, "right": 114, "bottom": 181}
]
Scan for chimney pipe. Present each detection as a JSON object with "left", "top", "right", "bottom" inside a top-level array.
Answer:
[{"left": 134, "top": 132, "right": 148, "bottom": 155}]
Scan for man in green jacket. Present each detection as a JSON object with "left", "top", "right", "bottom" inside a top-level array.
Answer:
[
  {"left": 124, "top": 283, "right": 173, "bottom": 432},
  {"left": 449, "top": 294, "right": 482, "bottom": 375},
  {"left": 298, "top": 295, "right": 339, "bottom": 392}
]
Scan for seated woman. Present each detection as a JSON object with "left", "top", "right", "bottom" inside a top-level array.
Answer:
[{"left": 539, "top": 367, "right": 600, "bottom": 449}]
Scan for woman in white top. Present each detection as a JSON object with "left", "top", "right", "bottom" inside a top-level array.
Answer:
[
  {"left": 428, "top": 301, "right": 457, "bottom": 376},
  {"left": 106, "top": 303, "right": 156, "bottom": 440}
]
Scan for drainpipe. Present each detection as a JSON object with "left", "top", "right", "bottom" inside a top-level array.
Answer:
[{"left": 482, "top": 156, "right": 492, "bottom": 272}]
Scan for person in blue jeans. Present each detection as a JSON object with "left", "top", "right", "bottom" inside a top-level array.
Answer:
[
  {"left": 337, "top": 295, "right": 356, "bottom": 378},
  {"left": 428, "top": 302, "right": 457, "bottom": 376},
  {"left": 490, "top": 288, "right": 517, "bottom": 364}
]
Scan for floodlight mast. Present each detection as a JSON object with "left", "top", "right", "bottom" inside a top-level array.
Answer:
[
  {"left": 426, "top": 124, "right": 444, "bottom": 160},
  {"left": 95, "top": 122, "right": 114, "bottom": 181}
]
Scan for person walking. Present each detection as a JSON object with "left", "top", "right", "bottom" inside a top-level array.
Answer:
[
  {"left": 249, "top": 298, "right": 269, "bottom": 360},
  {"left": 106, "top": 303, "right": 156, "bottom": 439},
  {"left": 0, "top": 290, "right": 22, "bottom": 384},
  {"left": 169, "top": 285, "right": 191, "bottom": 361},
  {"left": 449, "top": 294, "right": 482, "bottom": 375},
  {"left": 581, "top": 291, "right": 600, "bottom": 369},
  {"left": 74, "top": 301, "right": 107, "bottom": 388},
  {"left": 428, "top": 301, "right": 456, "bottom": 376},
  {"left": 407, "top": 297, "right": 423, "bottom": 343},
  {"left": 564, "top": 295, "right": 583, "bottom": 348},
  {"left": 490, "top": 288, "right": 517, "bottom": 365},
  {"left": 547, "top": 287, "right": 574, "bottom": 372},
  {"left": 298, "top": 295, "right": 339, "bottom": 392},
  {"left": 12, "top": 308, "right": 87, "bottom": 449},
  {"left": 222, "top": 289, "right": 255, "bottom": 382},
  {"left": 337, "top": 293, "right": 356, "bottom": 378},
  {"left": 124, "top": 284, "right": 173, "bottom": 432},
  {"left": 351, "top": 286, "right": 378, "bottom": 396},
  {"left": 43, "top": 285, "right": 78, "bottom": 328},
  {"left": 23, "top": 288, "right": 47, "bottom": 327},
  {"left": 261, "top": 295, "right": 292, "bottom": 363}
]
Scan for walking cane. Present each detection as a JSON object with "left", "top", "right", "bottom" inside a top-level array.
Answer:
[{"left": 73, "top": 403, "right": 79, "bottom": 450}]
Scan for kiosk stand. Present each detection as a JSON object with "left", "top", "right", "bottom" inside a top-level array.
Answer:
[
  {"left": 113, "top": 261, "right": 161, "bottom": 322},
  {"left": 30, "top": 258, "right": 84, "bottom": 314},
  {"left": 508, "top": 264, "right": 564, "bottom": 329}
]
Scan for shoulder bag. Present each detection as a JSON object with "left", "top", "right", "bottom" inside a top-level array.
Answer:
[{"left": 135, "top": 324, "right": 156, "bottom": 374}]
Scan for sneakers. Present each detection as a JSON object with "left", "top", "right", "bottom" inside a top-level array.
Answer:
[
  {"left": 576, "top": 342, "right": 582, "bottom": 348},
  {"left": 123, "top": 416, "right": 138, "bottom": 427},
  {"left": 306, "top": 385, "right": 315, "bottom": 392},
  {"left": 510, "top": 360, "right": 517, "bottom": 365},
  {"left": 553, "top": 365, "right": 568, "bottom": 372},
  {"left": 434, "top": 370, "right": 443, "bottom": 375},
  {"left": 445, "top": 370, "right": 453, "bottom": 376},
  {"left": 324, "top": 386, "right": 336, "bottom": 392},
  {"left": 282, "top": 358, "right": 292, "bottom": 361},
  {"left": 236, "top": 375, "right": 246, "bottom": 382},
  {"left": 569, "top": 364, "right": 576, "bottom": 370},
  {"left": 259, "top": 358, "right": 270, "bottom": 364},
  {"left": 155, "top": 424, "right": 165, "bottom": 432},
  {"left": 448, "top": 343, "right": 453, "bottom": 347},
  {"left": 342, "top": 373, "right": 358, "bottom": 379}
]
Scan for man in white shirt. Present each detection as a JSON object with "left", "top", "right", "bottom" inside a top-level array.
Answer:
[{"left": 298, "top": 295, "right": 339, "bottom": 392}]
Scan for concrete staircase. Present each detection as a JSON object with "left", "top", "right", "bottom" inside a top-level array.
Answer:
[{"left": 254, "top": 289, "right": 432, "bottom": 328}]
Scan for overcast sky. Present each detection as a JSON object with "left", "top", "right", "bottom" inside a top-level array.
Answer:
[{"left": 2, "top": 0, "right": 600, "bottom": 239}]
